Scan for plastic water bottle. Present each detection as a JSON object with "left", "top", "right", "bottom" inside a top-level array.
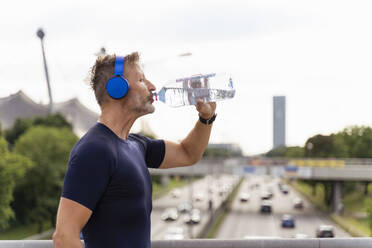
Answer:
[{"left": 152, "top": 73, "right": 236, "bottom": 107}]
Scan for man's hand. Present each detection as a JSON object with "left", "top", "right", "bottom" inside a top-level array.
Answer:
[
  {"left": 159, "top": 100, "right": 217, "bottom": 169},
  {"left": 196, "top": 100, "right": 216, "bottom": 119}
]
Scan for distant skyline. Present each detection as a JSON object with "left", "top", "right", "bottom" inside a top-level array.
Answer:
[{"left": 1, "top": 0, "right": 372, "bottom": 155}]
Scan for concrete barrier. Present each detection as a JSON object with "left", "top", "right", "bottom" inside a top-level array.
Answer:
[{"left": 1, "top": 238, "right": 371, "bottom": 248}]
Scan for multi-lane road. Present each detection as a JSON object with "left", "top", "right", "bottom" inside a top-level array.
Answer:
[
  {"left": 151, "top": 174, "right": 351, "bottom": 240},
  {"left": 215, "top": 175, "right": 350, "bottom": 238},
  {"left": 151, "top": 175, "right": 239, "bottom": 240}
]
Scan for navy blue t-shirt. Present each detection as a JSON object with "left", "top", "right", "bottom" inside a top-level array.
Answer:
[{"left": 62, "top": 122, "right": 165, "bottom": 248}]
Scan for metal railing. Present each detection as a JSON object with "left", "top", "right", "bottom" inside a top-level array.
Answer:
[{"left": 0, "top": 238, "right": 372, "bottom": 248}]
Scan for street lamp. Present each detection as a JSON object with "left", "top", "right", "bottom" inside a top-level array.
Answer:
[{"left": 36, "top": 28, "right": 54, "bottom": 114}]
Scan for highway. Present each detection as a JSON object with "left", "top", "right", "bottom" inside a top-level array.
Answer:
[
  {"left": 151, "top": 175, "right": 239, "bottom": 240},
  {"left": 215, "top": 175, "right": 351, "bottom": 238}
]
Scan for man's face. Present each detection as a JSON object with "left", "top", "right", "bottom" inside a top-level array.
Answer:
[{"left": 125, "top": 63, "right": 156, "bottom": 116}]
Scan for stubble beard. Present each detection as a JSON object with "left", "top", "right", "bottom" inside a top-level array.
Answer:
[{"left": 129, "top": 94, "right": 155, "bottom": 116}]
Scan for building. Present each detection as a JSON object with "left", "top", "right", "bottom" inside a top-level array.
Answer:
[
  {"left": 273, "top": 96, "right": 286, "bottom": 149},
  {"left": 0, "top": 91, "right": 156, "bottom": 138},
  {"left": 0, "top": 91, "right": 99, "bottom": 136}
]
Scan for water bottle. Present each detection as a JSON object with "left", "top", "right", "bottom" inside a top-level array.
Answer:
[{"left": 152, "top": 73, "right": 236, "bottom": 107}]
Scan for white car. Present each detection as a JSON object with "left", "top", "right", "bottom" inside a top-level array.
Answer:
[
  {"left": 239, "top": 192, "right": 250, "bottom": 202},
  {"left": 170, "top": 189, "right": 181, "bottom": 198},
  {"left": 184, "top": 209, "right": 201, "bottom": 224},
  {"left": 193, "top": 192, "right": 204, "bottom": 202},
  {"left": 293, "top": 197, "right": 304, "bottom": 209},
  {"left": 177, "top": 202, "right": 192, "bottom": 213},
  {"left": 161, "top": 208, "right": 178, "bottom": 221}
]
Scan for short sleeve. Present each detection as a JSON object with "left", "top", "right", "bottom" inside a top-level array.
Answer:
[
  {"left": 62, "top": 142, "right": 115, "bottom": 211},
  {"left": 130, "top": 134, "right": 165, "bottom": 169}
]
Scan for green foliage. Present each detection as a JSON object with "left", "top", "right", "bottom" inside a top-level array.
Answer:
[
  {"left": 4, "top": 113, "right": 72, "bottom": 146},
  {"left": 33, "top": 113, "right": 72, "bottom": 130},
  {"left": 203, "top": 148, "right": 233, "bottom": 157},
  {"left": 5, "top": 118, "right": 33, "bottom": 146},
  {"left": 266, "top": 146, "right": 286, "bottom": 157},
  {"left": 0, "top": 137, "right": 32, "bottom": 229},
  {"left": 0, "top": 122, "right": 2, "bottom": 137},
  {"left": 340, "top": 126, "right": 372, "bottom": 158},
  {"left": 266, "top": 146, "right": 304, "bottom": 158},
  {"left": 304, "top": 134, "right": 348, "bottom": 158},
  {"left": 303, "top": 126, "right": 372, "bottom": 158},
  {"left": 11, "top": 126, "right": 78, "bottom": 228},
  {"left": 364, "top": 198, "right": 372, "bottom": 236},
  {"left": 285, "top": 146, "right": 305, "bottom": 158}
]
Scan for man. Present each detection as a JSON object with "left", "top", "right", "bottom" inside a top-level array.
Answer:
[{"left": 53, "top": 52, "right": 216, "bottom": 248}]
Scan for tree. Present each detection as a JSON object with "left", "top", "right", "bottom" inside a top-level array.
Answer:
[
  {"left": 266, "top": 146, "right": 286, "bottom": 157},
  {"left": 203, "top": 147, "right": 233, "bottom": 157},
  {"left": 4, "top": 113, "right": 72, "bottom": 147},
  {"left": 33, "top": 113, "right": 73, "bottom": 130},
  {"left": 285, "top": 146, "right": 305, "bottom": 158},
  {"left": 339, "top": 126, "right": 372, "bottom": 158},
  {"left": 304, "top": 134, "right": 348, "bottom": 158},
  {"left": 266, "top": 146, "right": 305, "bottom": 158},
  {"left": 4, "top": 118, "right": 33, "bottom": 146},
  {"left": 0, "top": 137, "right": 32, "bottom": 229},
  {"left": 12, "top": 126, "right": 78, "bottom": 231}
]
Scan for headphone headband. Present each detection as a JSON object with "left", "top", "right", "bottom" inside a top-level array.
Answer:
[
  {"left": 105, "top": 55, "right": 129, "bottom": 99},
  {"left": 114, "top": 56, "right": 125, "bottom": 76}
]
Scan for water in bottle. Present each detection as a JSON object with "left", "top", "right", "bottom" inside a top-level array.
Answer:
[{"left": 152, "top": 73, "right": 236, "bottom": 107}]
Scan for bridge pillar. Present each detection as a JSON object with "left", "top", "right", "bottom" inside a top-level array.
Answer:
[
  {"left": 161, "top": 175, "right": 170, "bottom": 186},
  {"left": 364, "top": 182, "right": 369, "bottom": 196},
  {"left": 332, "top": 181, "right": 343, "bottom": 214}
]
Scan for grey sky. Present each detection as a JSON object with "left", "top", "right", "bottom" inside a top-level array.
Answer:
[{"left": 1, "top": 0, "right": 372, "bottom": 154}]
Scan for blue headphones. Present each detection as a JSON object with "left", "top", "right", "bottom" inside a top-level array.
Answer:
[{"left": 106, "top": 56, "right": 130, "bottom": 99}]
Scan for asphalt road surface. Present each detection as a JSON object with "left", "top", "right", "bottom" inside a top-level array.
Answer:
[
  {"left": 151, "top": 175, "right": 239, "bottom": 240},
  {"left": 215, "top": 175, "right": 351, "bottom": 238}
]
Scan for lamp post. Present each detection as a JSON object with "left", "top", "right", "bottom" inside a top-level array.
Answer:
[{"left": 36, "top": 28, "right": 54, "bottom": 114}]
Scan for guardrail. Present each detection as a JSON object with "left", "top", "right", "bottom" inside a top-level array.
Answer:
[{"left": 1, "top": 239, "right": 372, "bottom": 248}]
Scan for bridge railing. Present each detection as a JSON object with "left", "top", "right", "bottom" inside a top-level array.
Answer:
[{"left": 1, "top": 238, "right": 372, "bottom": 248}]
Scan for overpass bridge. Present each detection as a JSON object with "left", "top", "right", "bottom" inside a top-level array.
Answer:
[
  {"left": 150, "top": 157, "right": 372, "bottom": 181},
  {"left": 150, "top": 157, "right": 372, "bottom": 214}
]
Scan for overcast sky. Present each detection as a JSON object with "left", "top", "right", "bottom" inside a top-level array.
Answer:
[{"left": 1, "top": 0, "right": 372, "bottom": 155}]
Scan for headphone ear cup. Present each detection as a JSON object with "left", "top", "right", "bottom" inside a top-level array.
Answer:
[{"left": 106, "top": 76, "right": 129, "bottom": 99}]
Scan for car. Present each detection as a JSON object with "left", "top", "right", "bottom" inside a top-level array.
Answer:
[
  {"left": 281, "top": 185, "right": 290, "bottom": 194},
  {"left": 193, "top": 192, "right": 204, "bottom": 202},
  {"left": 239, "top": 192, "right": 250, "bottom": 202},
  {"left": 278, "top": 182, "right": 284, "bottom": 190},
  {"left": 163, "top": 227, "right": 184, "bottom": 240},
  {"left": 177, "top": 202, "right": 192, "bottom": 213},
  {"left": 161, "top": 208, "right": 178, "bottom": 221},
  {"left": 183, "top": 209, "right": 201, "bottom": 225},
  {"left": 261, "top": 191, "right": 271, "bottom": 200},
  {"left": 260, "top": 200, "right": 272, "bottom": 213},
  {"left": 316, "top": 225, "right": 335, "bottom": 238},
  {"left": 281, "top": 214, "right": 295, "bottom": 228},
  {"left": 267, "top": 187, "right": 274, "bottom": 198},
  {"left": 293, "top": 198, "right": 304, "bottom": 209},
  {"left": 170, "top": 189, "right": 181, "bottom": 198}
]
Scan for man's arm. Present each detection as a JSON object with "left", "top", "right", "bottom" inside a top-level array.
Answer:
[
  {"left": 159, "top": 100, "right": 216, "bottom": 169},
  {"left": 53, "top": 197, "right": 92, "bottom": 248}
]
